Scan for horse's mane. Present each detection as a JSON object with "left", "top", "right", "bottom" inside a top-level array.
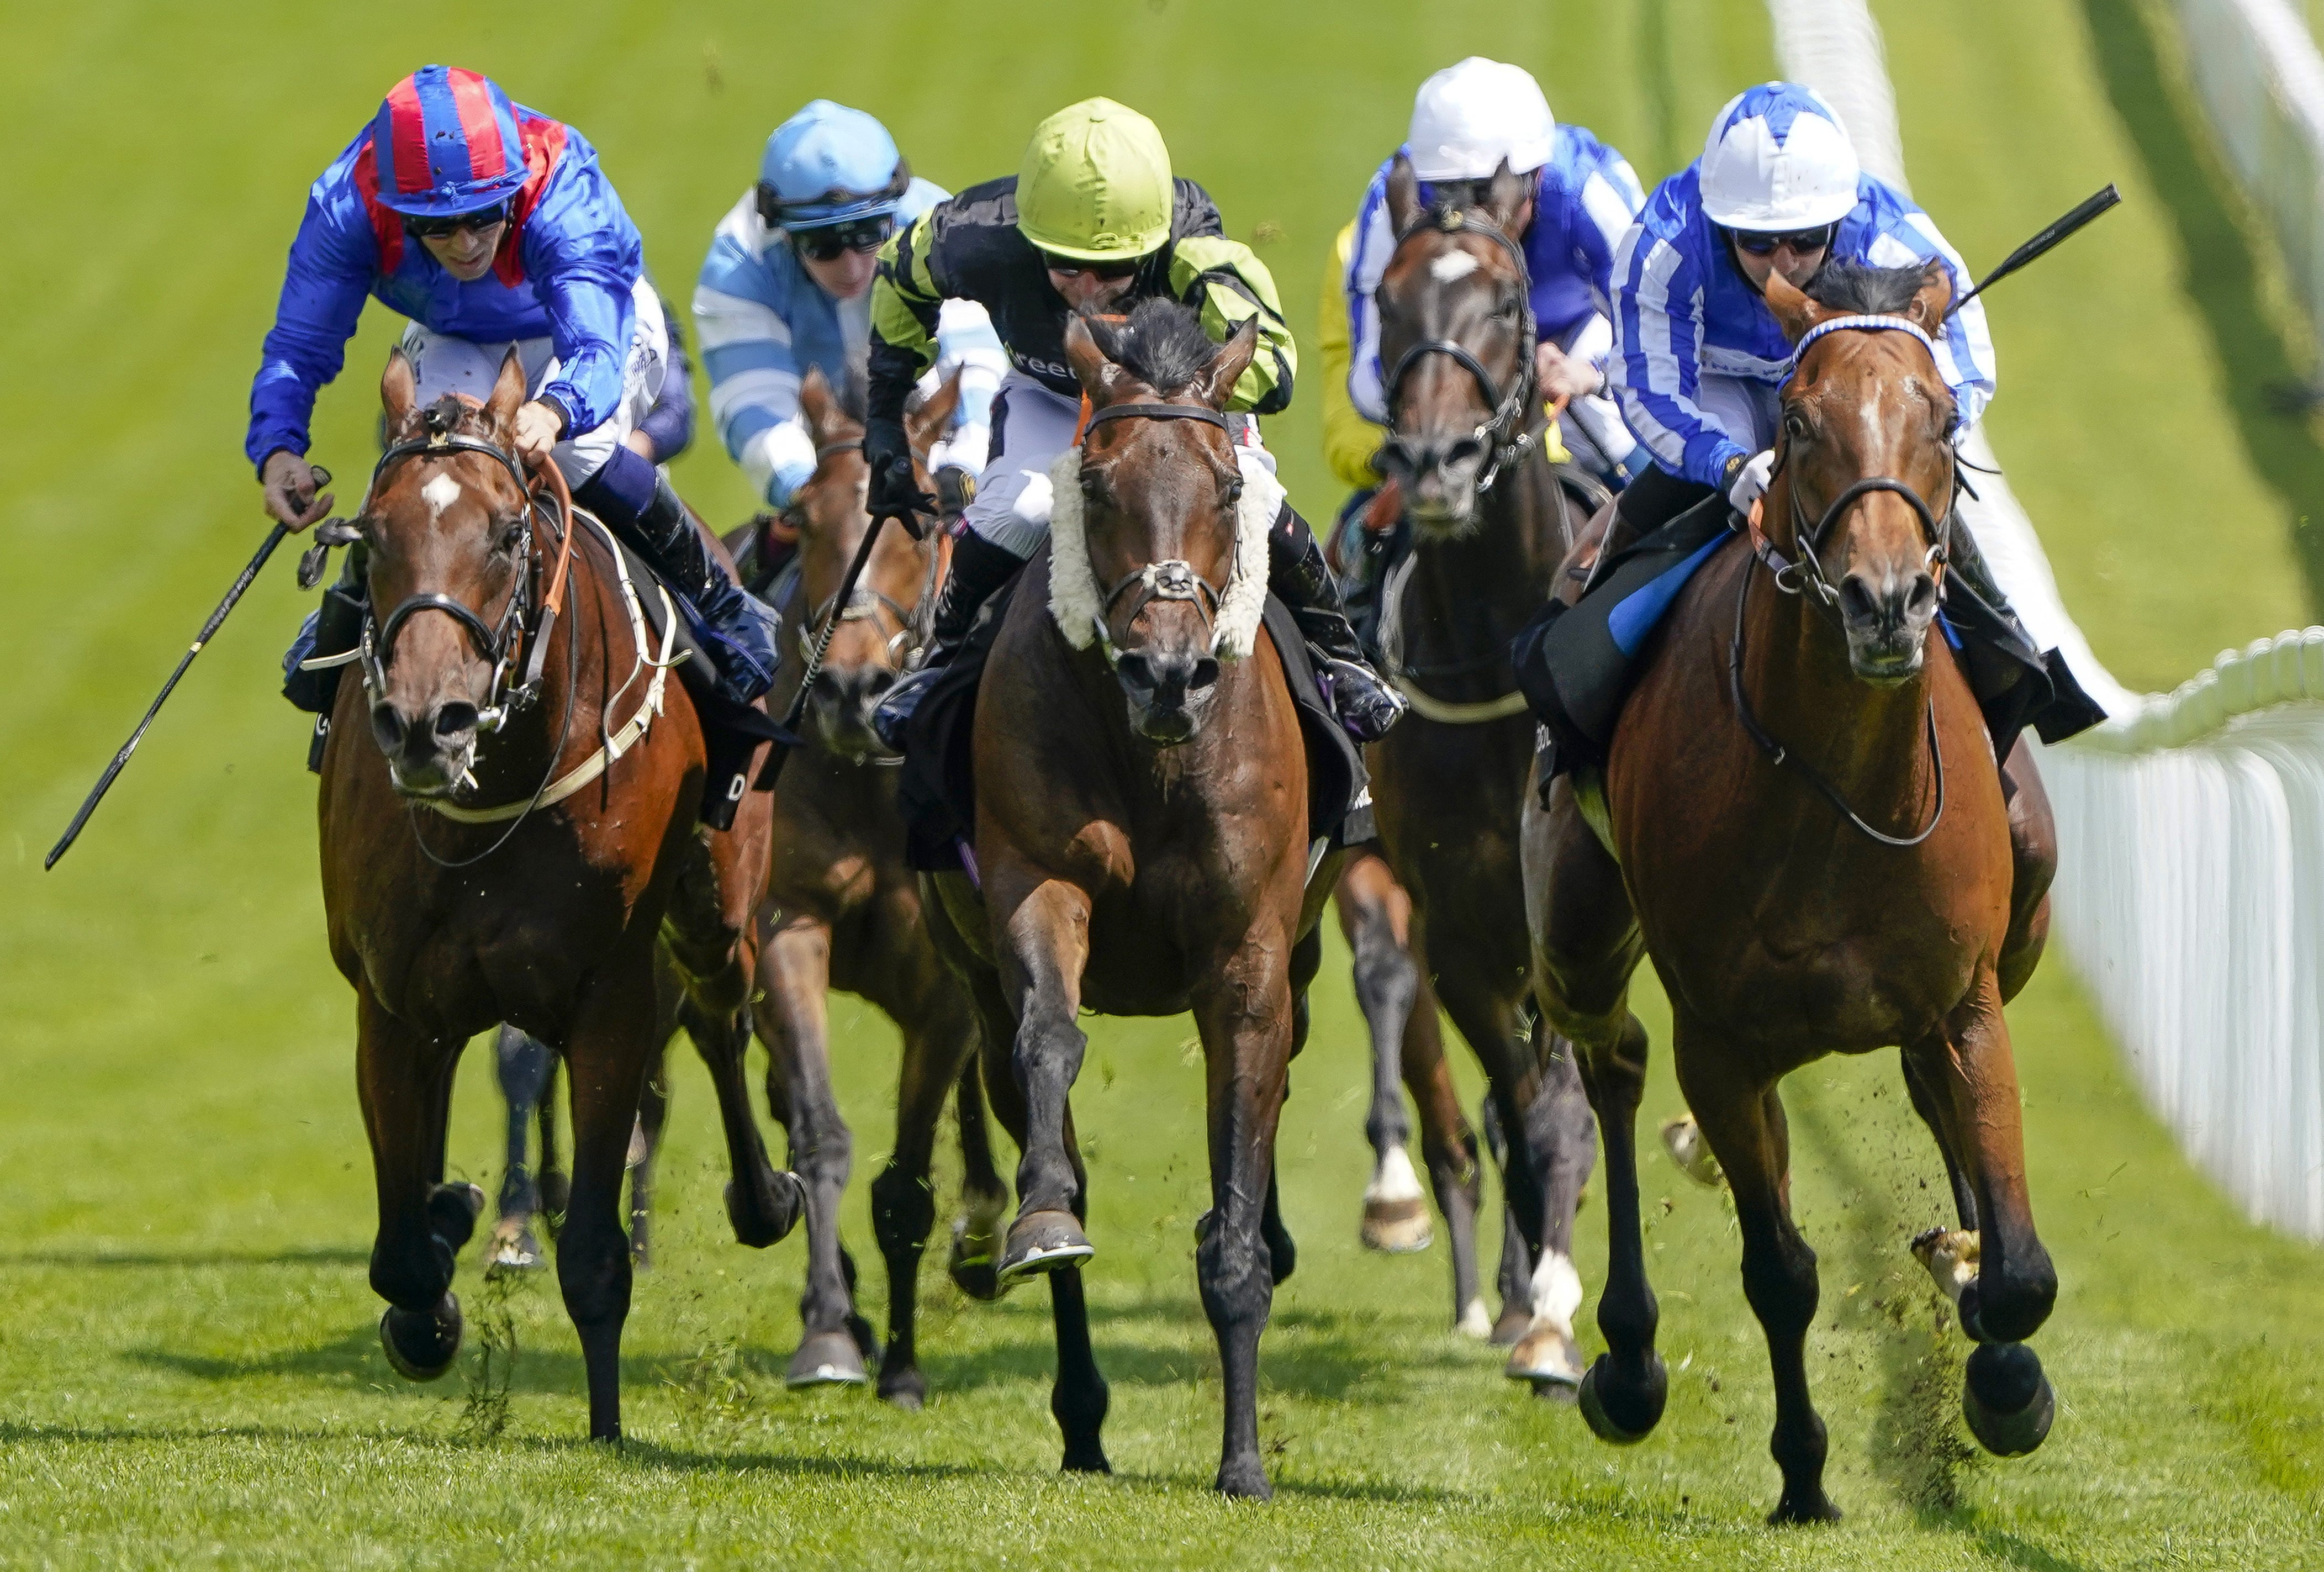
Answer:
[
  {"left": 1083, "top": 298, "right": 1220, "bottom": 395},
  {"left": 1806, "top": 258, "right": 1941, "bottom": 316}
]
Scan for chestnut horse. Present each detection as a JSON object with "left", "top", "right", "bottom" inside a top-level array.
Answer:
[
  {"left": 1365, "top": 156, "right": 1599, "bottom": 1385},
  {"left": 742, "top": 367, "right": 1008, "bottom": 1406},
  {"left": 1526, "top": 260, "right": 2061, "bottom": 1521},
  {"left": 925, "top": 302, "right": 1332, "bottom": 1498},
  {"left": 318, "top": 350, "right": 799, "bottom": 1439}
]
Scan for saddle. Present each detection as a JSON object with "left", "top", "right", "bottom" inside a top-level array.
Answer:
[{"left": 897, "top": 563, "right": 1375, "bottom": 877}]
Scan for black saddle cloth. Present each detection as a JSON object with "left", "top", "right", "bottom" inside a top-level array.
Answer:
[
  {"left": 1509, "top": 497, "right": 2103, "bottom": 787},
  {"left": 899, "top": 569, "right": 1374, "bottom": 876}
]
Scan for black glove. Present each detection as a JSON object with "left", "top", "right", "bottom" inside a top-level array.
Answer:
[{"left": 862, "top": 418, "right": 935, "bottom": 540}]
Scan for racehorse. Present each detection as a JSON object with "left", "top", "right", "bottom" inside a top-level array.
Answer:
[
  {"left": 743, "top": 367, "right": 1009, "bottom": 1406},
  {"left": 924, "top": 301, "right": 1333, "bottom": 1499},
  {"left": 317, "top": 349, "right": 800, "bottom": 1439},
  {"left": 1525, "top": 259, "right": 2062, "bottom": 1521},
  {"left": 1364, "top": 156, "right": 1601, "bottom": 1386}
]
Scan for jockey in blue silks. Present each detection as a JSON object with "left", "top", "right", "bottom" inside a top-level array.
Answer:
[
  {"left": 255, "top": 65, "right": 782, "bottom": 725},
  {"left": 694, "top": 100, "right": 1004, "bottom": 581},
  {"left": 1344, "top": 57, "right": 1648, "bottom": 493},
  {"left": 1604, "top": 82, "right": 1997, "bottom": 549}
]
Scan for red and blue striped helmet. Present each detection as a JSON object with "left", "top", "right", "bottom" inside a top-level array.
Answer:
[{"left": 371, "top": 65, "right": 531, "bottom": 218}]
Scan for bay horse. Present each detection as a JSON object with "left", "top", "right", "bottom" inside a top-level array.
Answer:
[
  {"left": 743, "top": 366, "right": 1008, "bottom": 1406},
  {"left": 924, "top": 302, "right": 1332, "bottom": 1499},
  {"left": 317, "top": 349, "right": 800, "bottom": 1439},
  {"left": 1365, "top": 155, "right": 1599, "bottom": 1387},
  {"left": 1525, "top": 259, "right": 2061, "bottom": 1521}
]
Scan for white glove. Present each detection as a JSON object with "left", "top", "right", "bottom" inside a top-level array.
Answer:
[{"left": 1727, "top": 450, "right": 1774, "bottom": 514}]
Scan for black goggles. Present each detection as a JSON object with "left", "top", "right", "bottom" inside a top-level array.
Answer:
[
  {"left": 786, "top": 214, "right": 895, "bottom": 262},
  {"left": 403, "top": 202, "right": 510, "bottom": 239},
  {"left": 1039, "top": 250, "right": 1141, "bottom": 281},
  {"left": 1729, "top": 223, "right": 1836, "bottom": 257}
]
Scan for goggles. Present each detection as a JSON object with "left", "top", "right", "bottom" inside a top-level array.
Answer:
[
  {"left": 1729, "top": 223, "right": 1836, "bottom": 257},
  {"left": 403, "top": 202, "right": 510, "bottom": 240},
  {"left": 1040, "top": 250, "right": 1142, "bottom": 281},
  {"left": 786, "top": 213, "right": 895, "bottom": 262}
]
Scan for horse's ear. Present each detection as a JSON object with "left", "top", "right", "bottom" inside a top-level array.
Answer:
[
  {"left": 1904, "top": 257, "right": 1954, "bottom": 335},
  {"left": 798, "top": 366, "right": 844, "bottom": 448},
  {"left": 1763, "top": 267, "right": 1824, "bottom": 344},
  {"left": 1064, "top": 313, "right": 1128, "bottom": 403},
  {"left": 1385, "top": 152, "right": 1421, "bottom": 239},
  {"left": 1482, "top": 157, "right": 1530, "bottom": 234},
  {"left": 484, "top": 347, "right": 528, "bottom": 436},
  {"left": 906, "top": 368, "right": 963, "bottom": 457},
  {"left": 381, "top": 349, "right": 418, "bottom": 431},
  {"left": 1197, "top": 316, "right": 1261, "bottom": 410}
]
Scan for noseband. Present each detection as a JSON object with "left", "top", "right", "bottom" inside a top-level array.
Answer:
[
  {"left": 1381, "top": 207, "right": 1540, "bottom": 494},
  {"left": 1079, "top": 402, "right": 1240, "bottom": 665}
]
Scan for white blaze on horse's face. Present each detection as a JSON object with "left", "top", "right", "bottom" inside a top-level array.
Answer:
[
  {"left": 421, "top": 473, "right": 463, "bottom": 521},
  {"left": 1429, "top": 251, "right": 1481, "bottom": 283}
]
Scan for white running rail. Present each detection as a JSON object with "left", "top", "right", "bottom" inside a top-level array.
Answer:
[{"left": 1771, "top": 0, "right": 2324, "bottom": 1239}]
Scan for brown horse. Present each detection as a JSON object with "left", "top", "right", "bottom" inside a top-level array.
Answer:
[
  {"left": 1365, "top": 156, "right": 1599, "bottom": 1386},
  {"left": 1525, "top": 260, "right": 2061, "bottom": 1521},
  {"left": 925, "top": 302, "right": 1331, "bottom": 1498},
  {"left": 318, "top": 349, "right": 799, "bottom": 1439},
  {"left": 741, "top": 367, "right": 1008, "bottom": 1406}
]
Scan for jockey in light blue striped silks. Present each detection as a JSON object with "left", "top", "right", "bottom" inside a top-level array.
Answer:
[
  {"left": 1344, "top": 56, "right": 1648, "bottom": 492},
  {"left": 694, "top": 99, "right": 1005, "bottom": 583}
]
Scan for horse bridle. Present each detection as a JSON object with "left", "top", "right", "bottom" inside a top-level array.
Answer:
[
  {"left": 785, "top": 437, "right": 945, "bottom": 669},
  {"left": 1078, "top": 402, "right": 1242, "bottom": 664},
  {"left": 1381, "top": 206, "right": 1540, "bottom": 495}
]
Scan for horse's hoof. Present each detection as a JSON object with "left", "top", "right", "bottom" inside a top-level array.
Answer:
[
  {"left": 1660, "top": 1116, "right": 1724, "bottom": 1188},
  {"left": 484, "top": 1218, "right": 543, "bottom": 1276},
  {"left": 539, "top": 1170, "right": 569, "bottom": 1234},
  {"left": 725, "top": 1169, "right": 805, "bottom": 1249},
  {"left": 947, "top": 1218, "right": 1005, "bottom": 1302},
  {"left": 878, "top": 1365, "right": 928, "bottom": 1411},
  {"left": 1505, "top": 1322, "right": 1584, "bottom": 1389},
  {"left": 1360, "top": 1196, "right": 1433, "bottom": 1254},
  {"left": 1454, "top": 1297, "right": 1494, "bottom": 1339},
  {"left": 378, "top": 1294, "right": 462, "bottom": 1382},
  {"left": 1488, "top": 1303, "right": 1533, "bottom": 1347},
  {"left": 1769, "top": 1489, "right": 1844, "bottom": 1525},
  {"left": 426, "top": 1183, "right": 488, "bottom": 1252},
  {"left": 1213, "top": 1457, "right": 1274, "bottom": 1500},
  {"left": 998, "top": 1210, "right": 1094, "bottom": 1287},
  {"left": 1577, "top": 1354, "right": 1665, "bottom": 1445},
  {"left": 1963, "top": 1342, "right": 2054, "bottom": 1457},
  {"left": 785, "top": 1330, "right": 869, "bottom": 1389},
  {"left": 1060, "top": 1444, "right": 1112, "bottom": 1475}
]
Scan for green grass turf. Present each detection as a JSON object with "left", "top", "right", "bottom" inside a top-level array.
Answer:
[{"left": 3, "top": 1, "right": 2321, "bottom": 1566}]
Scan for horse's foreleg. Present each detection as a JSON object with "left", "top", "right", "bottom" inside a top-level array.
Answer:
[
  {"left": 1401, "top": 978, "right": 1487, "bottom": 1336},
  {"left": 992, "top": 877, "right": 1095, "bottom": 1278},
  {"left": 1504, "top": 1014, "right": 1598, "bottom": 1392},
  {"left": 357, "top": 986, "right": 476, "bottom": 1383},
  {"left": 1679, "top": 1045, "right": 1838, "bottom": 1524},
  {"left": 490, "top": 1026, "right": 553, "bottom": 1270},
  {"left": 1337, "top": 859, "right": 1428, "bottom": 1253},
  {"left": 628, "top": 1036, "right": 670, "bottom": 1268},
  {"left": 753, "top": 915, "right": 867, "bottom": 1388},
  {"left": 1902, "top": 1053, "right": 1978, "bottom": 1232},
  {"left": 1999, "top": 737, "right": 2057, "bottom": 1003},
  {"left": 1192, "top": 941, "right": 1296, "bottom": 1501},
  {"left": 1904, "top": 974, "right": 2059, "bottom": 1459},
  {"left": 868, "top": 996, "right": 974, "bottom": 1410},
  {"left": 685, "top": 911, "right": 800, "bottom": 1251}
]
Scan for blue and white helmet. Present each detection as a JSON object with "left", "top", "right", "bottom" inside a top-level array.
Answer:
[
  {"left": 757, "top": 99, "right": 911, "bottom": 228},
  {"left": 1699, "top": 82, "right": 1860, "bottom": 231}
]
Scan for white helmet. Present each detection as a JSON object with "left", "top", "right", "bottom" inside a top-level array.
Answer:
[
  {"left": 1407, "top": 57, "right": 1556, "bottom": 182},
  {"left": 1699, "top": 82, "right": 1861, "bottom": 231}
]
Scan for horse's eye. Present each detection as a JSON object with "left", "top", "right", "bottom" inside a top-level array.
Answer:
[
  {"left": 1783, "top": 409, "right": 1810, "bottom": 442},
  {"left": 492, "top": 514, "right": 525, "bottom": 553}
]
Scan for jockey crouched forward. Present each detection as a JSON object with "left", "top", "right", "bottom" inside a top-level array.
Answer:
[
  {"left": 257, "top": 65, "right": 782, "bottom": 740},
  {"left": 863, "top": 97, "right": 1406, "bottom": 750},
  {"left": 695, "top": 99, "right": 1006, "bottom": 594}
]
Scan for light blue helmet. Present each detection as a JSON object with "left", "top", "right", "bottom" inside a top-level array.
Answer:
[{"left": 757, "top": 99, "right": 911, "bottom": 228}]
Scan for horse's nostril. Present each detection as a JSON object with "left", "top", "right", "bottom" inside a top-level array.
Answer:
[
  {"left": 1189, "top": 657, "right": 1221, "bottom": 692},
  {"left": 1839, "top": 576, "right": 1879, "bottom": 623},
  {"left": 435, "top": 703, "right": 479, "bottom": 738},
  {"left": 371, "top": 703, "right": 406, "bottom": 749},
  {"left": 1443, "top": 438, "right": 1484, "bottom": 468},
  {"left": 1118, "top": 653, "right": 1153, "bottom": 690},
  {"left": 862, "top": 668, "right": 897, "bottom": 699},
  {"left": 1908, "top": 573, "right": 1939, "bottom": 619}
]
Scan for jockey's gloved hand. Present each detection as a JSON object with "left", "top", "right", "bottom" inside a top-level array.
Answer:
[
  {"left": 260, "top": 449, "right": 336, "bottom": 531},
  {"left": 1726, "top": 449, "right": 1775, "bottom": 516},
  {"left": 863, "top": 418, "right": 934, "bottom": 540}
]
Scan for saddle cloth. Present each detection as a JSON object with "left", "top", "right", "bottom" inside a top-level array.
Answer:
[{"left": 899, "top": 562, "right": 1375, "bottom": 877}]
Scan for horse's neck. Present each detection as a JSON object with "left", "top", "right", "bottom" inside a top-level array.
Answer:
[
  {"left": 471, "top": 540, "right": 620, "bottom": 801},
  {"left": 1402, "top": 448, "right": 1565, "bottom": 689}
]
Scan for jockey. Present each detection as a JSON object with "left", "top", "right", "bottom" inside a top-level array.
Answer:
[
  {"left": 1605, "top": 81, "right": 2008, "bottom": 612},
  {"left": 694, "top": 99, "right": 1006, "bottom": 584},
  {"left": 862, "top": 97, "right": 1406, "bottom": 746},
  {"left": 1346, "top": 57, "right": 1646, "bottom": 493},
  {"left": 253, "top": 65, "right": 782, "bottom": 722}
]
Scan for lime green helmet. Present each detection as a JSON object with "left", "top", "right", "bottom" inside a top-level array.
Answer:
[{"left": 1015, "top": 97, "right": 1174, "bottom": 262}]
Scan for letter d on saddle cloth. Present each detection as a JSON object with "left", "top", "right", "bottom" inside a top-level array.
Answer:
[{"left": 1510, "top": 315, "right": 2099, "bottom": 808}]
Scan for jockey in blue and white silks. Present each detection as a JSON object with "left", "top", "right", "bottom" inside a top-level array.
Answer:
[
  {"left": 694, "top": 100, "right": 1005, "bottom": 520},
  {"left": 1344, "top": 57, "right": 1647, "bottom": 489},
  {"left": 255, "top": 65, "right": 781, "bottom": 719},
  {"left": 1607, "top": 82, "right": 1996, "bottom": 529}
]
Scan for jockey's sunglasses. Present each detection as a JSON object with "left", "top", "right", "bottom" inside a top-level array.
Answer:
[
  {"left": 403, "top": 202, "right": 509, "bottom": 239},
  {"left": 1729, "top": 223, "right": 1836, "bottom": 257},
  {"left": 786, "top": 214, "right": 895, "bottom": 262},
  {"left": 1040, "top": 251, "right": 1140, "bottom": 281}
]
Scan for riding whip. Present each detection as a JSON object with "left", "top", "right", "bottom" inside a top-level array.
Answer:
[
  {"left": 1955, "top": 184, "right": 2121, "bottom": 309},
  {"left": 45, "top": 497, "right": 318, "bottom": 869}
]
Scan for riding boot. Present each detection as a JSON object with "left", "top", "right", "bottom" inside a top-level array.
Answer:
[
  {"left": 1269, "top": 503, "right": 1407, "bottom": 743},
  {"left": 872, "top": 530, "right": 1027, "bottom": 753},
  {"left": 1944, "top": 516, "right": 2107, "bottom": 743},
  {"left": 582, "top": 452, "right": 782, "bottom": 706},
  {"left": 283, "top": 545, "right": 368, "bottom": 716}
]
